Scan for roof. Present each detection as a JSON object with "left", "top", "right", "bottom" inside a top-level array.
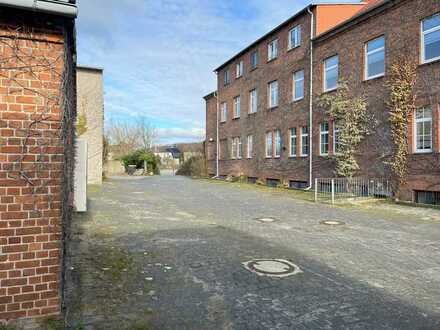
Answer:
[
  {"left": 203, "top": 91, "right": 217, "bottom": 100},
  {"left": 77, "top": 65, "right": 104, "bottom": 72},
  {"left": 213, "top": 1, "right": 368, "bottom": 72},
  {"left": 314, "top": 0, "right": 392, "bottom": 42},
  {"left": 0, "top": 0, "right": 77, "bottom": 18}
]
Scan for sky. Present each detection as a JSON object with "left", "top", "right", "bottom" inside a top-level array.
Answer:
[{"left": 76, "top": 0, "right": 359, "bottom": 145}]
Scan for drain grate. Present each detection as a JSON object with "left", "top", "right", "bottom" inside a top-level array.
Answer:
[
  {"left": 255, "top": 217, "right": 277, "bottom": 223},
  {"left": 320, "top": 220, "right": 345, "bottom": 226},
  {"left": 243, "top": 259, "right": 302, "bottom": 278}
]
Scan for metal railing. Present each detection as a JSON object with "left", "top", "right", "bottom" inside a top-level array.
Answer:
[{"left": 314, "top": 177, "right": 391, "bottom": 204}]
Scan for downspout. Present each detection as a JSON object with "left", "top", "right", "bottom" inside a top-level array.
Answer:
[
  {"left": 305, "top": 6, "right": 314, "bottom": 190},
  {"left": 215, "top": 90, "right": 219, "bottom": 178}
]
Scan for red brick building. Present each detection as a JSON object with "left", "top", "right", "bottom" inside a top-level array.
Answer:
[
  {"left": 0, "top": 0, "right": 77, "bottom": 327},
  {"left": 205, "top": 0, "right": 440, "bottom": 203}
]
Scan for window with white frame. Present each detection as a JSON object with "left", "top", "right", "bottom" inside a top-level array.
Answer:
[
  {"left": 251, "top": 50, "right": 259, "bottom": 70},
  {"left": 365, "top": 36, "right": 385, "bottom": 80},
  {"left": 220, "top": 102, "right": 227, "bottom": 122},
  {"left": 320, "top": 122, "right": 329, "bottom": 156},
  {"left": 333, "top": 123, "right": 342, "bottom": 154},
  {"left": 300, "top": 126, "right": 309, "bottom": 156},
  {"left": 414, "top": 107, "right": 432, "bottom": 153},
  {"left": 268, "top": 80, "right": 279, "bottom": 108},
  {"left": 422, "top": 14, "right": 440, "bottom": 64},
  {"left": 238, "top": 137, "right": 243, "bottom": 159},
  {"left": 233, "top": 96, "right": 241, "bottom": 118},
  {"left": 224, "top": 69, "right": 230, "bottom": 85},
  {"left": 293, "top": 70, "right": 304, "bottom": 101},
  {"left": 324, "top": 55, "right": 339, "bottom": 92},
  {"left": 265, "top": 132, "right": 273, "bottom": 158},
  {"left": 247, "top": 135, "right": 253, "bottom": 159},
  {"left": 289, "top": 25, "right": 301, "bottom": 49},
  {"left": 249, "top": 89, "right": 258, "bottom": 114},
  {"left": 268, "top": 39, "right": 279, "bottom": 61},
  {"left": 231, "top": 137, "right": 237, "bottom": 159},
  {"left": 290, "top": 128, "right": 297, "bottom": 157},
  {"left": 274, "top": 130, "right": 281, "bottom": 158},
  {"left": 236, "top": 60, "right": 244, "bottom": 78}
]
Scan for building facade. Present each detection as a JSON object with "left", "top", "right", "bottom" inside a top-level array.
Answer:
[
  {"left": 206, "top": 0, "right": 440, "bottom": 203},
  {"left": 77, "top": 66, "right": 104, "bottom": 185},
  {"left": 0, "top": 0, "right": 77, "bottom": 327}
]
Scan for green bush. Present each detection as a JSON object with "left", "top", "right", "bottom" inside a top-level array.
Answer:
[
  {"left": 121, "top": 149, "right": 161, "bottom": 175},
  {"left": 176, "top": 156, "right": 207, "bottom": 177}
]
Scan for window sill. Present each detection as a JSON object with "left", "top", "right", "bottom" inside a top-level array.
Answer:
[
  {"left": 322, "top": 87, "right": 337, "bottom": 95},
  {"left": 235, "top": 75, "right": 242, "bottom": 80},
  {"left": 250, "top": 67, "right": 258, "bottom": 72},
  {"left": 268, "top": 106, "right": 279, "bottom": 111},
  {"left": 414, "top": 150, "right": 433, "bottom": 155},
  {"left": 363, "top": 74, "right": 384, "bottom": 82},
  {"left": 420, "top": 57, "right": 440, "bottom": 66},
  {"left": 248, "top": 111, "right": 257, "bottom": 116},
  {"left": 267, "top": 57, "right": 278, "bottom": 63},
  {"left": 291, "top": 97, "right": 304, "bottom": 104},
  {"left": 287, "top": 45, "right": 300, "bottom": 53},
  {"left": 233, "top": 117, "right": 240, "bottom": 120}
]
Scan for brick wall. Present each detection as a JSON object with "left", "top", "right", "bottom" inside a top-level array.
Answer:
[{"left": 0, "top": 12, "right": 75, "bottom": 327}]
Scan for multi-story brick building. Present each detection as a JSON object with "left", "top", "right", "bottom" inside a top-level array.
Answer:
[
  {"left": 0, "top": 0, "right": 77, "bottom": 327},
  {"left": 205, "top": 0, "right": 440, "bottom": 203}
]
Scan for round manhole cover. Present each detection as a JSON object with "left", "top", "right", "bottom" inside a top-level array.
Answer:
[
  {"left": 320, "top": 220, "right": 345, "bottom": 226},
  {"left": 243, "top": 259, "right": 302, "bottom": 278},
  {"left": 255, "top": 217, "right": 277, "bottom": 223}
]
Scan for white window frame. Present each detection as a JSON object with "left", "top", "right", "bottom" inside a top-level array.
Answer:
[
  {"left": 323, "top": 55, "right": 339, "bottom": 92},
  {"left": 233, "top": 96, "right": 241, "bottom": 119},
  {"left": 421, "top": 14, "right": 440, "bottom": 64},
  {"left": 365, "top": 36, "right": 385, "bottom": 80},
  {"left": 290, "top": 128, "right": 297, "bottom": 157},
  {"left": 224, "top": 69, "right": 230, "bottom": 85},
  {"left": 293, "top": 70, "right": 304, "bottom": 101},
  {"left": 231, "top": 138, "right": 237, "bottom": 159},
  {"left": 236, "top": 60, "right": 244, "bottom": 78},
  {"left": 414, "top": 107, "right": 433, "bottom": 153},
  {"left": 220, "top": 102, "right": 227, "bottom": 122},
  {"left": 319, "top": 122, "right": 329, "bottom": 156},
  {"left": 274, "top": 130, "right": 281, "bottom": 158},
  {"left": 249, "top": 89, "right": 258, "bottom": 114},
  {"left": 288, "top": 25, "right": 301, "bottom": 50},
  {"left": 333, "top": 123, "right": 341, "bottom": 155},
  {"left": 251, "top": 50, "right": 259, "bottom": 69},
  {"left": 247, "top": 135, "right": 253, "bottom": 159},
  {"left": 268, "top": 39, "right": 279, "bottom": 61},
  {"left": 265, "top": 132, "right": 273, "bottom": 158},
  {"left": 268, "top": 80, "right": 279, "bottom": 108},
  {"left": 300, "top": 126, "right": 309, "bottom": 157},
  {"left": 238, "top": 137, "right": 243, "bottom": 159}
]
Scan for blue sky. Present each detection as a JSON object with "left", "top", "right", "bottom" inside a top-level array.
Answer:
[{"left": 77, "top": 0, "right": 358, "bottom": 144}]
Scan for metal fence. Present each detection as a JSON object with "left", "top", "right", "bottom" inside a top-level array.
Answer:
[{"left": 315, "top": 177, "right": 392, "bottom": 204}]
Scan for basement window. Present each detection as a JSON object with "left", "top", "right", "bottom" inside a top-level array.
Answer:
[
  {"left": 415, "top": 190, "right": 440, "bottom": 205},
  {"left": 289, "top": 181, "right": 308, "bottom": 189},
  {"left": 266, "top": 178, "right": 280, "bottom": 187}
]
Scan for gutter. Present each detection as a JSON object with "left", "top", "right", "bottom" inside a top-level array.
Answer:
[{"left": 0, "top": 0, "right": 77, "bottom": 18}]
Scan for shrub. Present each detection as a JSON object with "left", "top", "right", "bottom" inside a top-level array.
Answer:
[
  {"left": 120, "top": 149, "right": 161, "bottom": 175},
  {"left": 176, "top": 156, "right": 207, "bottom": 177}
]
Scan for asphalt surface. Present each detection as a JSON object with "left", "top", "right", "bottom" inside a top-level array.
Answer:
[{"left": 65, "top": 173, "right": 440, "bottom": 329}]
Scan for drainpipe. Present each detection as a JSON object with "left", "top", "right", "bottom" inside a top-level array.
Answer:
[
  {"left": 305, "top": 6, "right": 314, "bottom": 190},
  {"left": 215, "top": 90, "right": 219, "bottom": 178}
]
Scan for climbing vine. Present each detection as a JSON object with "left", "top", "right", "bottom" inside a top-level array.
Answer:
[
  {"left": 386, "top": 59, "right": 417, "bottom": 196},
  {"left": 318, "top": 81, "right": 372, "bottom": 178}
]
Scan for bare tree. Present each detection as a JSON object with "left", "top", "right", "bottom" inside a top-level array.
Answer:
[{"left": 136, "top": 117, "right": 157, "bottom": 150}]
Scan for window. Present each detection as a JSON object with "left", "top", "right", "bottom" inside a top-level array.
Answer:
[
  {"left": 320, "top": 122, "right": 329, "bottom": 156},
  {"left": 293, "top": 70, "right": 304, "bottom": 101},
  {"left": 231, "top": 137, "right": 242, "bottom": 159},
  {"left": 422, "top": 14, "right": 440, "bottom": 64},
  {"left": 415, "top": 190, "right": 440, "bottom": 205},
  {"left": 233, "top": 96, "right": 241, "bottom": 118},
  {"left": 324, "top": 55, "right": 339, "bottom": 92},
  {"left": 365, "top": 36, "right": 385, "bottom": 80},
  {"left": 289, "top": 25, "right": 301, "bottom": 49},
  {"left": 249, "top": 89, "right": 258, "bottom": 114},
  {"left": 251, "top": 50, "right": 259, "bottom": 70},
  {"left": 224, "top": 69, "right": 230, "bottom": 86},
  {"left": 268, "top": 80, "right": 279, "bottom": 108},
  {"left": 274, "top": 130, "right": 281, "bottom": 158},
  {"left": 265, "top": 132, "right": 273, "bottom": 158},
  {"left": 238, "top": 137, "right": 243, "bottom": 159},
  {"left": 333, "top": 123, "right": 342, "bottom": 154},
  {"left": 231, "top": 138, "right": 237, "bottom": 159},
  {"left": 220, "top": 102, "right": 227, "bottom": 122},
  {"left": 268, "top": 39, "right": 279, "bottom": 61},
  {"left": 236, "top": 60, "right": 243, "bottom": 78},
  {"left": 290, "top": 128, "right": 297, "bottom": 157},
  {"left": 247, "top": 135, "right": 253, "bottom": 159},
  {"left": 300, "top": 126, "right": 309, "bottom": 156},
  {"left": 414, "top": 107, "right": 432, "bottom": 153}
]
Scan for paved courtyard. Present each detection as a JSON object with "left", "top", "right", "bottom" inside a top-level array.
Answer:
[{"left": 65, "top": 173, "right": 440, "bottom": 329}]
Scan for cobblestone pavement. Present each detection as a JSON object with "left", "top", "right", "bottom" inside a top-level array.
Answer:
[{"left": 65, "top": 174, "right": 440, "bottom": 329}]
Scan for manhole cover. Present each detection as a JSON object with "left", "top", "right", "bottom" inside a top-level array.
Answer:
[
  {"left": 255, "top": 217, "right": 277, "bottom": 223},
  {"left": 320, "top": 220, "right": 345, "bottom": 226},
  {"left": 243, "top": 259, "right": 302, "bottom": 278}
]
